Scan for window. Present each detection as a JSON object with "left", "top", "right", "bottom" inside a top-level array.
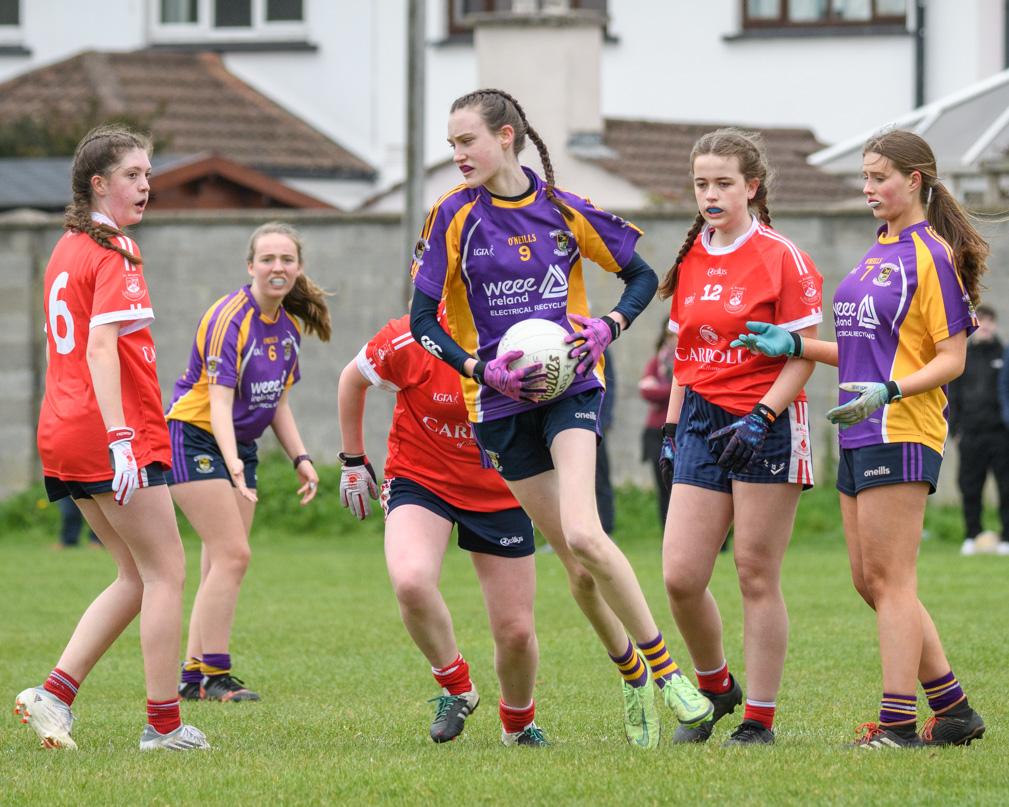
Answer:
[
  {"left": 448, "top": 0, "right": 607, "bottom": 37},
  {"left": 152, "top": 0, "right": 306, "bottom": 42},
  {"left": 743, "top": 0, "right": 905, "bottom": 28},
  {"left": 0, "top": 0, "right": 19, "bottom": 26}
]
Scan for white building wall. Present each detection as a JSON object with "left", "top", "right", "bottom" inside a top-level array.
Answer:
[{"left": 0, "top": 1, "right": 1006, "bottom": 188}]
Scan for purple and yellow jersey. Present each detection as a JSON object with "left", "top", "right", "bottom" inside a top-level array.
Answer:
[
  {"left": 410, "top": 167, "right": 642, "bottom": 422},
  {"left": 166, "top": 285, "right": 301, "bottom": 443},
  {"left": 834, "top": 221, "right": 977, "bottom": 454}
]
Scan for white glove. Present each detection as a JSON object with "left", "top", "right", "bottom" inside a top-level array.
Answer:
[
  {"left": 107, "top": 427, "right": 140, "bottom": 505},
  {"left": 339, "top": 453, "right": 379, "bottom": 519},
  {"left": 826, "top": 381, "right": 902, "bottom": 429}
]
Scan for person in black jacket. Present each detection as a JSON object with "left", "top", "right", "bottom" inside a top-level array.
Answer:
[{"left": 948, "top": 305, "right": 1009, "bottom": 554}]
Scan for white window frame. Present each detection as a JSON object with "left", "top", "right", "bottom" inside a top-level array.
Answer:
[{"left": 149, "top": 0, "right": 307, "bottom": 44}]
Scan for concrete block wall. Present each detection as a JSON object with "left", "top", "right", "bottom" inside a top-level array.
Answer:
[{"left": 3, "top": 208, "right": 1005, "bottom": 505}]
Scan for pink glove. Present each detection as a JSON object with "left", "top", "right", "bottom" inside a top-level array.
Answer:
[
  {"left": 565, "top": 314, "right": 620, "bottom": 377},
  {"left": 474, "top": 350, "right": 547, "bottom": 402}
]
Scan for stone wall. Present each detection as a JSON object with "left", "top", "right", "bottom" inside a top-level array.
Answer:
[{"left": 3, "top": 207, "right": 1005, "bottom": 504}]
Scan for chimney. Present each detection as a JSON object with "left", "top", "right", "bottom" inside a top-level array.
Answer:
[{"left": 465, "top": 1, "right": 610, "bottom": 176}]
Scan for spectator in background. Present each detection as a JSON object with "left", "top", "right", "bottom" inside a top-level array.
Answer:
[
  {"left": 949, "top": 305, "right": 1009, "bottom": 555},
  {"left": 639, "top": 325, "right": 676, "bottom": 526},
  {"left": 54, "top": 497, "right": 101, "bottom": 549}
]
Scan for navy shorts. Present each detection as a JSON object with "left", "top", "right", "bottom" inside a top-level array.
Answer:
[
  {"left": 836, "top": 442, "right": 942, "bottom": 496},
  {"left": 674, "top": 387, "right": 815, "bottom": 492},
  {"left": 381, "top": 476, "right": 535, "bottom": 558},
  {"left": 45, "top": 463, "right": 168, "bottom": 502},
  {"left": 473, "top": 388, "right": 603, "bottom": 481},
  {"left": 166, "top": 420, "right": 259, "bottom": 490}
]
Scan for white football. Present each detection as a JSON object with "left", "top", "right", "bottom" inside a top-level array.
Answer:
[{"left": 497, "top": 318, "right": 580, "bottom": 401}]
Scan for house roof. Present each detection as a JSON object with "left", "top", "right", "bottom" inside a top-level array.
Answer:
[
  {"left": 0, "top": 49, "right": 375, "bottom": 180},
  {"left": 597, "top": 119, "right": 863, "bottom": 209},
  {"left": 0, "top": 153, "right": 339, "bottom": 211},
  {"left": 810, "top": 68, "right": 1009, "bottom": 176}
]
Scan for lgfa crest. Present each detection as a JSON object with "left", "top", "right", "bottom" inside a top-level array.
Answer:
[
  {"left": 550, "top": 229, "right": 572, "bottom": 256},
  {"left": 724, "top": 287, "right": 746, "bottom": 314}
]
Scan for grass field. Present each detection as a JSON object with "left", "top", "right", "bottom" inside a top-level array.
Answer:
[{"left": 1, "top": 462, "right": 1006, "bottom": 806}]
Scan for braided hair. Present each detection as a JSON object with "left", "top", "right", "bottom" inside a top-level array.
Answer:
[
  {"left": 658, "top": 128, "right": 773, "bottom": 300},
  {"left": 64, "top": 124, "right": 153, "bottom": 264},
  {"left": 246, "top": 221, "right": 332, "bottom": 342},
  {"left": 450, "top": 88, "right": 574, "bottom": 221}
]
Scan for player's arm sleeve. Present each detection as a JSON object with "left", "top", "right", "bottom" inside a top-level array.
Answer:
[
  {"left": 611, "top": 252, "right": 658, "bottom": 328},
  {"left": 409, "top": 288, "right": 474, "bottom": 374}
]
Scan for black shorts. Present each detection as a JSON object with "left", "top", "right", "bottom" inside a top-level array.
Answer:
[
  {"left": 836, "top": 442, "right": 942, "bottom": 496},
  {"left": 674, "top": 387, "right": 815, "bottom": 492},
  {"left": 166, "top": 420, "right": 259, "bottom": 490},
  {"left": 45, "top": 464, "right": 168, "bottom": 502},
  {"left": 473, "top": 389, "right": 603, "bottom": 481},
  {"left": 381, "top": 477, "right": 535, "bottom": 558}
]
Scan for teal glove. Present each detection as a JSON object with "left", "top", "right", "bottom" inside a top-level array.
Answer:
[
  {"left": 731, "top": 321, "right": 802, "bottom": 358},
  {"left": 826, "top": 381, "right": 902, "bottom": 429}
]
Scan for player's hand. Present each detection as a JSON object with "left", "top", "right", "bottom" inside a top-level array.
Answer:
[
  {"left": 228, "top": 457, "right": 258, "bottom": 503},
  {"left": 474, "top": 350, "right": 547, "bottom": 403},
  {"left": 826, "top": 381, "right": 902, "bottom": 429},
  {"left": 730, "top": 321, "right": 801, "bottom": 358},
  {"left": 295, "top": 459, "right": 319, "bottom": 505},
  {"left": 107, "top": 427, "right": 140, "bottom": 505},
  {"left": 708, "top": 404, "right": 776, "bottom": 474},
  {"left": 565, "top": 314, "right": 620, "bottom": 377},
  {"left": 340, "top": 453, "right": 379, "bottom": 519},
  {"left": 659, "top": 423, "right": 677, "bottom": 491}
]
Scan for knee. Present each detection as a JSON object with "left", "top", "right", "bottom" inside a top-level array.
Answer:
[
  {"left": 493, "top": 617, "right": 536, "bottom": 658},
  {"left": 113, "top": 574, "right": 146, "bottom": 612},
  {"left": 217, "top": 542, "right": 251, "bottom": 580},
  {"left": 390, "top": 570, "right": 437, "bottom": 613},
  {"left": 564, "top": 524, "right": 607, "bottom": 568},
  {"left": 734, "top": 555, "right": 778, "bottom": 602}
]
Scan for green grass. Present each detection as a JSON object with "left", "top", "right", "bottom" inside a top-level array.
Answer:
[{"left": 1, "top": 459, "right": 1005, "bottom": 806}]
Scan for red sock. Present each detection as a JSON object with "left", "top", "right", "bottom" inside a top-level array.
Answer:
[
  {"left": 696, "top": 662, "right": 731, "bottom": 695},
  {"left": 432, "top": 654, "right": 472, "bottom": 696},
  {"left": 147, "top": 699, "right": 182, "bottom": 735},
  {"left": 44, "top": 668, "right": 80, "bottom": 707},
  {"left": 743, "top": 701, "right": 776, "bottom": 730},
  {"left": 500, "top": 700, "right": 535, "bottom": 734}
]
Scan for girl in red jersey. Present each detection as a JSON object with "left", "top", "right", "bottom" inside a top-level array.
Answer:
[
  {"left": 338, "top": 309, "right": 547, "bottom": 746},
  {"left": 656, "top": 129, "right": 822, "bottom": 746},
  {"left": 16, "top": 125, "right": 208, "bottom": 751},
  {"left": 734, "top": 130, "right": 988, "bottom": 749},
  {"left": 166, "top": 222, "right": 328, "bottom": 703}
]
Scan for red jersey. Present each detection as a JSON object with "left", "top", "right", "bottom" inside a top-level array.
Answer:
[
  {"left": 669, "top": 217, "right": 823, "bottom": 414},
  {"left": 357, "top": 314, "right": 518, "bottom": 512},
  {"left": 38, "top": 229, "right": 171, "bottom": 480}
]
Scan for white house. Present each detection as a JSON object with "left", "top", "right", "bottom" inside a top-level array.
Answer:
[{"left": 1, "top": 0, "right": 1006, "bottom": 203}]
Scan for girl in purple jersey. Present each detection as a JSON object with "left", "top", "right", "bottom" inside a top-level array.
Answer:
[
  {"left": 166, "top": 222, "right": 330, "bottom": 703},
  {"left": 410, "top": 88, "right": 713, "bottom": 748},
  {"left": 734, "top": 130, "right": 988, "bottom": 748}
]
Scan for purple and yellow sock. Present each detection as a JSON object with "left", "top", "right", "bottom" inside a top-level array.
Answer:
[
  {"left": 922, "top": 670, "right": 966, "bottom": 714},
  {"left": 609, "top": 638, "right": 650, "bottom": 688},
  {"left": 638, "top": 633, "right": 681, "bottom": 689},
  {"left": 879, "top": 692, "right": 917, "bottom": 726},
  {"left": 181, "top": 657, "right": 203, "bottom": 685},
  {"left": 201, "top": 653, "right": 231, "bottom": 678}
]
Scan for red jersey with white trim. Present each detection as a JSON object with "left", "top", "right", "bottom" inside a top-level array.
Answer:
[
  {"left": 669, "top": 217, "right": 823, "bottom": 414},
  {"left": 357, "top": 313, "right": 519, "bottom": 512},
  {"left": 38, "top": 229, "right": 171, "bottom": 480}
]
